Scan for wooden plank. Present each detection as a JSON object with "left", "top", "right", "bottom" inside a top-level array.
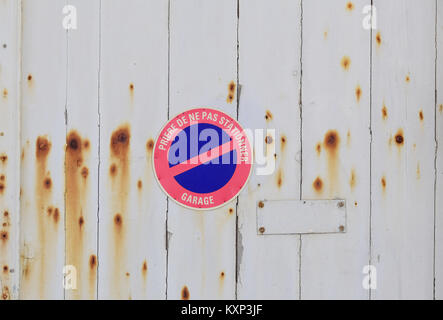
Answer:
[
  {"left": 167, "top": 0, "right": 237, "bottom": 300},
  {"left": 98, "top": 0, "right": 169, "bottom": 300},
  {"left": 301, "top": 0, "right": 371, "bottom": 299},
  {"left": 19, "top": 0, "right": 67, "bottom": 299},
  {"left": 237, "top": 0, "right": 302, "bottom": 299},
  {"left": 0, "top": 0, "right": 21, "bottom": 300},
  {"left": 64, "top": 0, "right": 100, "bottom": 300},
  {"left": 371, "top": 0, "right": 436, "bottom": 299},
  {"left": 257, "top": 200, "right": 346, "bottom": 235},
  {"left": 435, "top": 0, "right": 442, "bottom": 300}
]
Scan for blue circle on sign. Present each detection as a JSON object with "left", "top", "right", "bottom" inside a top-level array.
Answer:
[{"left": 168, "top": 123, "right": 237, "bottom": 194}]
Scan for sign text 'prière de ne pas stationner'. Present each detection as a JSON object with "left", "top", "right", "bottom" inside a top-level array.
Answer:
[{"left": 153, "top": 108, "right": 252, "bottom": 210}]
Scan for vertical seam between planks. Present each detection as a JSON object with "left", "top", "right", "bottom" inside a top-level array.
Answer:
[
  {"left": 235, "top": 0, "right": 240, "bottom": 300},
  {"left": 298, "top": 0, "right": 304, "bottom": 301},
  {"left": 165, "top": 0, "right": 171, "bottom": 300},
  {"left": 433, "top": 0, "right": 438, "bottom": 301},
  {"left": 369, "top": 0, "right": 374, "bottom": 301},
  {"left": 96, "top": 0, "right": 102, "bottom": 300}
]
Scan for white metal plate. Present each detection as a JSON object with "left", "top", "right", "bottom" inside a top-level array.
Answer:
[{"left": 257, "top": 200, "right": 347, "bottom": 235}]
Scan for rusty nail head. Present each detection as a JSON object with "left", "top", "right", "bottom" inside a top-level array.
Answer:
[
  {"left": 338, "top": 201, "right": 345, "bottom": 208},
  {"left": 258, "top": 201, "right": 264, "bottom": 208},
  {"left": 259, "top": 227, "right": 265, "bottom": 234},
  {"left": 339, "top": 225, "right": 345, "bottom": 232}
]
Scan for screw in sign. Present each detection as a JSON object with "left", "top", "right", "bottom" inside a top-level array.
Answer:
[{"left": 153, "top": 108, "right": 252, "bottom": 210}]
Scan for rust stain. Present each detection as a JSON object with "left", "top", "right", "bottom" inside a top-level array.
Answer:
[
  {"left": 110, "top": 125, "right": 130, "bottom": 158},
  {"left": 405, "top": 74, "right": 410, "bottom": 83},
  {"left": 313, "top": 177, "right": 323, "bottom": 194},
  {"left": 35, "top": 135, "right": 54, "bottom": 296},
  {"left": 228, "top": 208, "right": 234, "bottom": 215},
  {"left": 347, "top": 130, "right": 351, "bottom": 147},
  {"left": 419, "top": 109, "right": 424, "bottom": 122},
  {"left": 355, "top": 85, "right": 362, "bottom": 103},
  {"left": 81, "top": 167, "right": 89, "bottom": 179},
  {"left": 354, "top": 201, "right": 358, "bottom": 207},
  {"left": 316, "top": 143, "right": 322, "bottom": 156},
  {"left": 43, "top": 177, "right": 52, "bottom": 190},
  {"left": 276, "top": 169, "right": 283, "bottom": 188},
  {"left": 324, "top": 130, "right": 340, "bottom": 195},
  {"left": 376, "top": 32, "right": 382, "bottom": 47},
  {"left": 114, "top": 213, "right": 123, "bottom": 230},
  {"left": 0, "top": 154, "right": 7, "bottom": 165},
  {"left": 1, "top": 286, "right": 10, "bottom": 300},
  {"left": 265, "top": 135, "right": 273, "bottom": 144},
  {"left": 258, "top": 201, "right": 264, "bottom": 208},
  {"left": 2, "top": 88, "right": 7, "bottom": 99},
  {"left": 0, "top": 231, "right": 8, "bottom": 243},
  {"left": 381, "top": 176, "right": 387, "bottom": 191},
  {"left": 89, "top": 254, "right": 97, "bottom": 299},
  {"left": 346, "top": 2, "right": 354, "bottom": 11},
  {"left": 109, "top": 124, "right": 131, "bottom": 298},
  {"left": 324, "top": 30, "right": 328, "bottom": 40},
  {"left": 382, "top": 104, "right": 388, "bottom": 120},
  {"left": 341, "top": 56, "right": 351, "bottom": 71},
  {"left": 27, "top": 74, "right": 33, "bottom": 87},
  {"left": 89, "top": 254, "right": 97, "bottom": 270},
  {"left": 349, "top": 169, "right": 356, "bottom": 191},
  {"left": 265, "top": 110, "right": 273, "bottom": 121},
  {"left": 146, "top": 139, "right": 154, "bottom": 152},
  {"left": 65, "top": 130, "right": 92, "bottom": 299},
  {"left": 65, "top": 131, "right": 85, "bottom": 297},
  {"left": 137, "top": 179, "right": 143, "bottom": 190},
  {"left": 53, "top": 208, "right": 60, "bottom": 223},
  {"left": 181, "top": 286, "right": 190, "bottom": 300},
  {"left": 439, "top": 104, "right": 443, "bottom": 113},
  {"left": 280, "top": 135, "right": 286, "bottom": 149},
  {"left": 227, "top": 81, "right": 236, "bottom": 104},
  {"left": 109, "top": 163, "right": 117, "bottom": 177},
  {"left": 2, "top": 265, "right": 8, "bottom": 274},
  {"left": 394, "top": 129, "right": 404, "bottom": 147}
]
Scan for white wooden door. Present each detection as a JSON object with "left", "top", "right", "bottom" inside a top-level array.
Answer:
[{"left": 0, "top": 0, "right": 441, "bottom": 300}]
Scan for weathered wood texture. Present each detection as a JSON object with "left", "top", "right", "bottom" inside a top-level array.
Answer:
[
  {"left": 0, "top": 0, "right": 440, "bottom": 300},
  {"left": 20, "top": 0, "right": 67, "bottom": 299},
  {"left": 98, "top": 0, "right": 168, "bottom": 299},
  {"left": 237, "top": 0, "right": 302, "bottom": 299},
  {"left": 167, "top": 0, "right": 237, "bottom": 300},
  {"left": 0, "top": 0, "right": 20, "bottom": 300},
  {"left": 301, "top": 0, "right": 371, "bottom": 300},
  {"left": 371, "top": 0, "right": 436, "bottom": 299}
]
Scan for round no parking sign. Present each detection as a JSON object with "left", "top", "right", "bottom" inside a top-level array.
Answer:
[{"left": 153, "top": 108, "right": 252, "bottom": 210}]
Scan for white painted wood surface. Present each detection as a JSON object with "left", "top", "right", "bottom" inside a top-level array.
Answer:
[
  {"left": 64, "top": 0, "right": 100, "bottom": 300},
  {"left": 0, "top": 0, "right": 20, "bottom": 300},
  {"left": 371, "top": 0, "right": 436, "bottom": 300},
  {"left": 167, "top": 0, "right": 237, "bottom": 300},
  {"left": 0, "top": 0, "right": 440, "bottom": 300},
  {"left": 98, "top": 0, "right": 168, "bottom": 300},
  {"left": 20, "top": 0, "right": 67, "bottom": 299},
  {"left": 237, "top": 0, "right": 302, "bottom": 300},
  {"left": 257, "top": 200, "right": 346, "bottom": 235},
  {"left": 301, "top": 0, "right": 371, "bottom": 300}
]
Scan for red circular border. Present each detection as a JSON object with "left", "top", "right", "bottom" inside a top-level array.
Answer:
[{"left": 153, "top": 108, "right": 252, "bottom": 210}]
